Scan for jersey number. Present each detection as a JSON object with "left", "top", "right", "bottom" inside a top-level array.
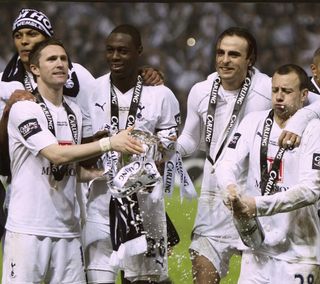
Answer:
[{"left": 294, "top": 273, "right": 314, "bottom": 284}]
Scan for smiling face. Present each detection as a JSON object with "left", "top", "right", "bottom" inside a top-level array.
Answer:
[
  {"left": 30, "top": 44, "right": 68, "bottom": 90},
  {"left": 106, "top": 32, "right": 142, "bottom": 81},
  {"left": 272, "top": 71, "right": 307, "bottom": 124},
  {"left": 215, "top": 35, "right": 252, "bottom": 90},
  {"left": 13, "top": 28, "right": 47, "bottom": 70}
]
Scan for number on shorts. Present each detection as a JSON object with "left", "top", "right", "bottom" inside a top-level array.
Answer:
[{"left": 294, "top": 273, "right": 314, "bottom": 284}]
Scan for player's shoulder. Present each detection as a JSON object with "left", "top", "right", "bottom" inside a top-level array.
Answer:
[
  {"left": 191, "top": 72, "right": 217, "bottom": 91},
  {"left": 304, "top": 118, "right": 320, "bottom": 134},
  {"left": 250, "top": 67, "right": 272, "bottom": 96},
  {"left": 94, "top": 73, "right": 109, "bottom": 87},
  {"left": 10, "top": 100, "right": 42, "bottom": 118},
  {"left": 143, "top": 84, "right": 176, "bottom": 99},
  {"left": 71, "top": 62, "right": 94, "bottom": 80},
  {"left": 242, "top": 109, "right": 270, "bottom": 124}
]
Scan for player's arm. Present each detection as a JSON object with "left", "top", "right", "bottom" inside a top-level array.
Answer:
[
  {"left": 140, "top": 66, "right": 164, "bottom": 86},
  {"left": 40, "top": 127, "right": 143, "bottom": 166},
  {"left": 256, "top": 121, "right": 320, "bottom": 216},
  {"left": 0, "top": 89, "right": 35, "bottom": 175},
  {"left": 238, "top": 120, "right": 320, "bottom": 218},
  {"left": 279, "top": 91, "right": 320, "bottom": 148},
  {"left": 177, "top": 84, "right": 203, "bottom": 156}
]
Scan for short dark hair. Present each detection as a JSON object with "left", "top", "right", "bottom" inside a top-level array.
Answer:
[
  {"left": 273, "top": 64, "right": 309, "bottom": 90},
  {"left": 109, "top": 24, "right": 142, "bottom": 48},
  {"left": 312, "top": 47, "right": 320, "bottom": 63},
  {"left": 216, "top": 27, "right": 257, "bottom": 66},
  {"left": 29, "top": 38, "right": 66, "bottom": 66}
]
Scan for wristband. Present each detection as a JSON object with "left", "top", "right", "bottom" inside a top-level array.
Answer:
[{"left": 99, "top": 137, "right": 112, "bottom": 153}]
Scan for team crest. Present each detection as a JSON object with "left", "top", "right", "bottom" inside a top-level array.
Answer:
[
  {"left": 312, "top": 153, "right": 320, "bottom": 170},
  {"left": 136, "top": 104, "right": 145, "bottom": 120},
  {"left": 174, "top": 113, "right": 182, "bottom": 125},
  {"left": 18, "top": 118, "right": 42, "bottom": 140},
  {"left": 228, "top": 133, "right": 241, "bottom": 149}
]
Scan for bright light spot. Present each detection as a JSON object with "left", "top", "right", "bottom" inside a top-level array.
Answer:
[{"left": 187, "top": 37, "right": 196, "bottom": 47}]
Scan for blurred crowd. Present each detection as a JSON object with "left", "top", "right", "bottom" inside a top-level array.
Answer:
[{"left": 1, "top": 2, "right": 320, "bottom": 120}]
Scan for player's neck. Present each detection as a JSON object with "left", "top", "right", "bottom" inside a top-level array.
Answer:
[
  {"left": 37, "top": 84, "right": 63, "bottom": 106},
  {"left": 274, "top": 115, "right": 288, "bottom": 129},
  {"left": 111, "top": 72, "right": 139, "bottom": 93},
  {"left": 221, "top": 75, "right": 246, "bottom": 91},
  {"left": 23, "top": 62, "right": 31, "bottom": 72}
]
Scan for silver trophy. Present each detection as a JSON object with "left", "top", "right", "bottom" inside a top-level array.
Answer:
[{"left": 109, "top": 130, "right": 162, "bottom": 198}]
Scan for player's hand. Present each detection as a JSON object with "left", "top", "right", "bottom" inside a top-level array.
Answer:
[
  {"left": 140, "top": 66, "right": 164, "bottom": 86},
  {"left": 110, "top": 126, "right": 144, "bottom": 154},
  {"left": 3, "top": 89, "right": 35, "bottom": 116},
  {"left": 227, "top": 185, "right": 256, "bottom": 218},
  {"left": 278, "top": 130, "right": 301, "bottom": 149}
]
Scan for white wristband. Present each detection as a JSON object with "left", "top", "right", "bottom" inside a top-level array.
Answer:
[{"left": 99, "top": 137, "right": 112, "bottom": 153}]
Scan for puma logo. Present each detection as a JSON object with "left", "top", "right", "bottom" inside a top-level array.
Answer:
[
  {"left": 156, "top": 259, "right": 164, "bottom": 268},
  {"left": 95, "top": 102, "right": 106, "bottom": 111}
]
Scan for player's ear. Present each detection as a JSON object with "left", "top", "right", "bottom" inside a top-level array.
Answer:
[
  {"left": 30, "top": 64, "right": 40, "bottom": 77},
  {"left": 311, "top": 63, "right": 317, "bottom": 77},
  {"left": 301, "top": 88, "right": 308, "bottom": 104},
  {"left": 138, "top": 45, "right": 143, "bottom": 56}
]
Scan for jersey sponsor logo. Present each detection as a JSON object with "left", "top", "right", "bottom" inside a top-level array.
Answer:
[
  {"left": 312, "top": 153, "right": 320, "bottom": 170},
  {"left": 18, "top": 118, "right": 42, "bottom": 140},
  {"left": 41, "top": 164, "right": 76, "bottom": 177},
  {"left": 95, "top": 101, "right": 106, "bottom": 111},
  {"left": 256, "top": 179, "right": 288, "bottom": 193},
  {"left": 228, "top": 133, "right": 241, "bottom": 149},
  {"left": 267, "top": 157, "right": 283, "bottom": 182}
]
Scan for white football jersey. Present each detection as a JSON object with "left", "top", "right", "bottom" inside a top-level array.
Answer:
[
  {"left": 0, "top": 80, "right": 25, "bottom": 117},
  {"left": 81, "top": 73, "right": 180, "bottom": 224},
  {"left": 216, "top": 110, "right": 320, "bottom": 264},
  {"left": 177, "top": 67, "right": 272, "bottom": 237},
  {"left": 6, "top": 97, "right": 83, "bottom": 238}
]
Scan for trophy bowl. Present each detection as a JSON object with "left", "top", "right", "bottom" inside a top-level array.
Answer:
[{"left": 109, "top": 130, "right": 162, "bottom": 198}]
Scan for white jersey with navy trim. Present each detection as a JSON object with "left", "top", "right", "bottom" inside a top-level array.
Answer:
[
  {"left": 6, "top": 97, "right": 83, "bottom": 238},
  {"left": 82, "top": 72, "right": 180, "bottom": 225},
  {"left": 0, "top": 81, "right": 25, "bottom": 117},
  {"left": 216, "top": 110, "right": 320, "bottom": 264},
  {"left": 177, "top": 67, "right": 272, "bottom": 238}
]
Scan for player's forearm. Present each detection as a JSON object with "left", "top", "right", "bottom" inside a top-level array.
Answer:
[
  {"left": 40, "top": 138, "right": 109, "bottom": 166},
  {"left": 177, "top": 132, "right": 199, "bottom": 157},
  {"left": 255, "top": 185, "right": 319, "bottom": 216}
]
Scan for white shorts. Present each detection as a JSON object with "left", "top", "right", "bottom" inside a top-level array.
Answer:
[
  {"left": 239, "top": 251, "right": 320, "bottom": 284},
  {"left": 2, "top": 230, "right": 86, "bottom": 284},
  {"left": 189, "top": 233, "right": 240, "bottom": 278},
  {"left": 82, "top": 221, "right": 117, "bottom": 283},
  {"left": 190, "top": 192, "right": 242, "bottom": 278}
]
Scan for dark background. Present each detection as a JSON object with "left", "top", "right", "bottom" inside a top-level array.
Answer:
[{"left": 1, "top": 2, "right": 319, "bottom": 121}]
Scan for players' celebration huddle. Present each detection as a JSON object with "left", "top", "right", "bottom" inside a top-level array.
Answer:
[{"left": 0, "top": 6, "right": 319, "bottom": 284}]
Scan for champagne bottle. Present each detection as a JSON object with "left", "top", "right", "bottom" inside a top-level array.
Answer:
[{"left": 233, "top": 216, "right": 265, "bottom": 249}]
